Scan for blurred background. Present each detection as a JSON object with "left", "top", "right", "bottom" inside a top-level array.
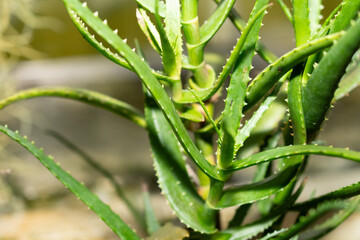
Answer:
[{"left": 0, "top": 0, "right": 359, "bottom": 239}]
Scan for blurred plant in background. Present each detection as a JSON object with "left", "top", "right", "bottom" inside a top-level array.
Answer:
[{"left": 0, "top": 0, "right": 56, "bottom": 213}]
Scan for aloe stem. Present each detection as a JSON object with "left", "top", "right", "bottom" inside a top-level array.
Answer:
[{"left": 181, "top": 0, "right": 211, "bottom": 87}]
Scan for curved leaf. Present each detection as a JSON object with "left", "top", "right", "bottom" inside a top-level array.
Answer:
[
  {"left": 230, "top": 145, "right": 360, "bottom": 171},
  {"left": 302, "top": 17, "right": 360, "bottom": 138},
  {"left": 68, "top": 5, "right": 172, "bottom": 83},
  {"left": 199, "top": 0, "right": 237, "bottom": 45},
  {"left": 218, "top": 0, "right": 269, "bottom": 169},
  {"left": 210, "top": 181, "right": 304, "bottom": 239},
  {"left": 334, "top": 60, "right": 360, "bottom": 100},
  {"left": 293, "top": 0, "right": 311, "bottom": 46},
  {"left": 292, "top": 180, "right": 360, "bottom": 212},
  {"left": 0, "top": 87, "right": 146, "bottom": 128},
  {"left": 0, "top": 125, "right": 141, "bottom": 240},
  {"left": 144, "top": 91, "right": 217, "bottom": 234},
  {"left": 62, "top": 0, "right": 221, "bottom": 180},
  {"left": 134, "top": 0, "right": 166, "bottom": 17},
  {"left": 245, "top": 32, "right": 343, "bottom": 110},
  {"left": 298, "top": 200, "right": 358, "bottom": 240},
  {"left": 215, "top": 166, "right": 298, "bottom": 208},
  {"left": 272, "top": 198, "right": 360, "bottom": 240}
]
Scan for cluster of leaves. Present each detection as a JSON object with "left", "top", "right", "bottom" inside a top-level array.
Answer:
[{"left": 1, "top": 0, "right": 360, "bottom": 239}]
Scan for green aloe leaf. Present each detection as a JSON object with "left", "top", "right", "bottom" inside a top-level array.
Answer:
[
  {"left": 234, "top": 75, "right": 285, "bottom": 153},
  {"left": 62, "top": 0, "right": 220, "bottom": 180},
  {"left": 334, "top": 60, "right": 360, "bottom": 100},
  {"left": 302, "top": 17, "right": 360, "bottom": 139},
  {"left": 245, "top": 31, "right": 343, "bottom": 110},
  {"left": 213, "top": 0, "right": 278, "bottom": 63},
  {"left": 134, "top": 0, "right": 166, "bottom": 17},
  {"left": 136, "top": 8, "right": 162, "bottom": 54},
  {"left": 210, "top": 181, "right": 304, "bottom": 240},
  {"left": 292, "top": 180, "right": 360, "bottom": 212},
  {"left": 215, "top": 166, "right": 299, "bottom": 208},
  {"left": 68, "top": 5, "right": 172, "bottom": 83},
  {"left": 159, "top": 0, "right": 182, "bottom": 79},
  {"left": 298, "top": 199, "right": 358, "bottom": 240},
  {"left": 199, "top": 0, "right": 237, "bottom": 45},
  {"left": 0, "top": 87, "right": 146, "bottom": 128},
  {"left": 0, "top": 125, "right": 141, "bottom": 240},
  {"left": 218, "top": 0, "right": 269, "bottom": 169},
  {"left": 229, "top": 145, "right": 360, "bottom": 171},
  {"left": 293, "top": 0, "right": 311, "bottom": 46},
  {"left": 179, "top": 107, "right": 205, "bottom": 122},
  {"left": 272, "top": 198, "right": 360, "bottom": 240},
  {"left": 273, "top": 68, "right": 307, "bottom": 207},
  {"left": 327, "top": 0, "right": 360, "bottom": 35},
  {"left": 144, "top": 90, "right": 217, "bottom": 234},
  {"left": 308, "top": 0, "right": 322, "bottom": 36}
]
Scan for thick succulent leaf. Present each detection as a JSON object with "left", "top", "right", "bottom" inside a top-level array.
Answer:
[
  {"left": 215, "top": 166, "right": 299, "bottom": 208},
  {"left": 136, "top": 8, "right": 162, "bottom": 54},
  {"left": 213, "top": 0, "right": 277, "bottom": 63},
  {"left": 293, "top": 0, "right": 311, "bottom": 46},
  {"left": 298, "top": 199, "right": 358, "bottom": 240},
  {"left": 174, "top": 5, "right": 270, "bottom": 104},
  {"left": 272, "top": 198, "right": 360, "bottom": 240},
  {"left": 153, "top": 2, "right": 180, "bottom": 79},
  {"left": 199, "top": 0, "right": 237, "bottom": 45},
  {"left": 68, "top": 6, "right": 171, "bottom": 83},
  {"left": 327, "top": 0, "right": 360, "bottom": 34},
  {"left": 233, "top": 95, "right": 276, "bottom": 154},
  {"left": 163, "top": 0, "right": 182, "bottom": 78},
  {"left": 308, "top": 0, "right": 322, "bottom": 36},
  {"left": 210, "top": 182, "right": 304, "bottom": 239},
  {"left": 218, "top": 0, "right": 269, "bottom": 169},
  {"left": 273, "top": 70, "right": 307, "bottom": 206},
  {"left": 179, "top": 107, "right": 205, "bottom": 122},
  {"left": 302, "top": 17, "right": 360, "bottom": 138},
  {"left": 62, "top": 0, "right": 220, "bottom": 180},
  {"left": 292, "top": 180, "right": 360, "bottom": 212},
  {"left": 134, "top": 0, "right": 166, "bottom": 17},
  {"left": 245, "top": 32, "right": 343, "bottom": 110},
  {"left": 229, "top": 145, "right": 360, "bottom": 170},
  {"left": 144, "top": 91, "right": 217, "bottom": 234},
  {"left": 334, "top": 58, "right": 360, "bottom": 100},
  {"left": 259, "top": 229, "right": 288, "bottom": 240},
  {"left": 0, "top": 125, "right": 141, "bottom": 240},
  {"left": 234, "top": 75, "right": 284, "bottom": 153},
  {"left": 0, "top": 87, "right": 146, "bottom": 128}
]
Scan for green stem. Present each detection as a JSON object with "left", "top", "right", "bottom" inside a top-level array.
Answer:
[
  {"left": 181, "top": 0, "right": 210, "bottom": 87},
  {"left": 206, "top": 179, "right": 224, "bottom": 208}
]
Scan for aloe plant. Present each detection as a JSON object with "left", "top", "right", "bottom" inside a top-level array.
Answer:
[{"left": 1, "top": 0, "right": 360, "bottom": 239}]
